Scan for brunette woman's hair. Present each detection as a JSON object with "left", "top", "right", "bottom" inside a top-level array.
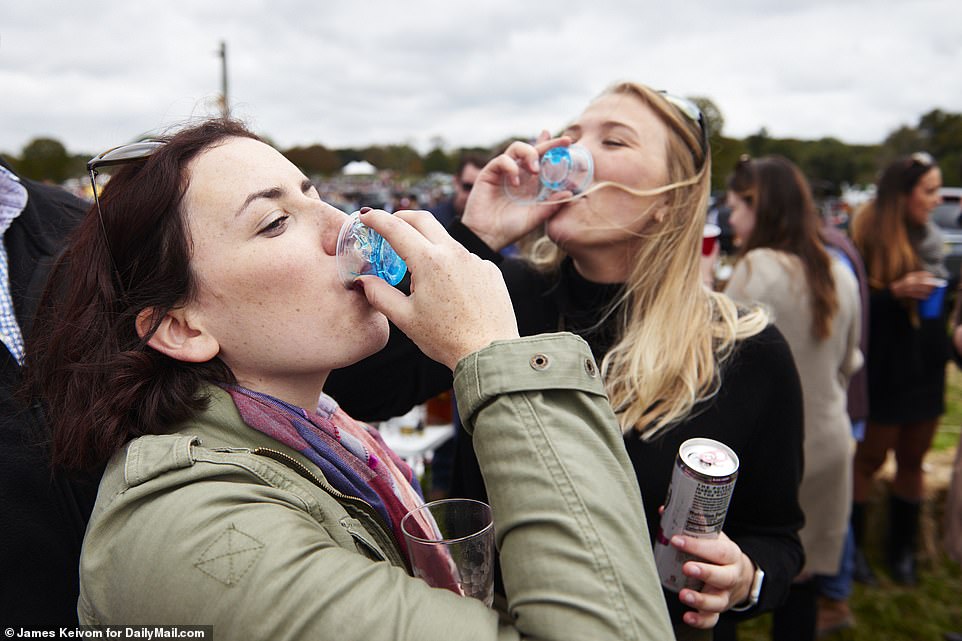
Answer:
[
  {"left": 22, "top": 118, "right": 260, "bottom": 471},
  {"left": 727, "top": 155, "right": 839, "bottom": 340},
  {"left": 851, "top": 154, "right": 936, "bottom": 288}
]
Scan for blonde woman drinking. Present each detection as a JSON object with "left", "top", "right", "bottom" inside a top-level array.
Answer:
[{"left": 328, "top": 81, "right": 806, "bottom": 640}]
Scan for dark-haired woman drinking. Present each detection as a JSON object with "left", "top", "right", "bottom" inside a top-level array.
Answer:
[{"left": 21, "top": 118, "right": 673, "bottom": 640}]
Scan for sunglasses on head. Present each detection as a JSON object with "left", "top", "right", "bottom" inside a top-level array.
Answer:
[
  {"left": 658, "top": 91, "right": 709, "bottom": 170},
  {"left": 87, "top": 140, "right": 166, "bottom": 284},
  {"left": 909, "top": 151, "right": 935, "bottom": 168}
]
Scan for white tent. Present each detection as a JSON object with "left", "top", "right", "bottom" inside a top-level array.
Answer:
[{"left": 342, "top": 160, "right": 377, "bottom": 175}]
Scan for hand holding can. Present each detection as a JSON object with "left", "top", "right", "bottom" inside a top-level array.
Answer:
[{"left": 654, "top": 438, "right": 739, "bottom": 592}]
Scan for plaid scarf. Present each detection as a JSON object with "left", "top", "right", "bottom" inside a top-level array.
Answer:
[{"left": 225, "top": 385, "right": 433, "bottom": 564}]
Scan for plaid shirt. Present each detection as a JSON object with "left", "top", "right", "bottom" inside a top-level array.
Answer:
[{"left": 0, "top": 166, "right": 26, "bottom": 364}]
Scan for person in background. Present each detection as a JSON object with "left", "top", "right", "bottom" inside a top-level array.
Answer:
[
  {"left": 328, "top": 81, "right": 806, "bottom": 640},
  {"left": 724, "top": 155, "right": 862, "bottom": 641},
  {"left": 850, "top": 151, "right": 948, "bottom": 586},
  {"left": 813, "top": 220, "right": 871, "bottom": 637},
  {"left": 391, "top": 192, "right": 419, "bottom": 213},
  {"left": 430, "top": 152, "right": 486, "bottom": 228},
  {"left": 0, "top": 158, "right": 94, "bottom": 626},
  {"left": 944, "top": 180, "right": 962, "bottom": 641},
  {"left": 946, "top": 279, "right": 962, "bottom": 641},
  {"left": 21, "top": 119, "right": 675, "bottom": 640}
]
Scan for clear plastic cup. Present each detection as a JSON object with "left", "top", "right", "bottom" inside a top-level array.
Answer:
[
  {"left": 504, "top": 145, "right": 593, "bottom": 204},
  {"left": 401, "top": 498, "right": 495, "bottom": 607},
  {"left": 702, "top": 223, "right": 721, "bottom": 256},
  {"left": 335, "top": 211, "right": 407, "bottom": 288}
]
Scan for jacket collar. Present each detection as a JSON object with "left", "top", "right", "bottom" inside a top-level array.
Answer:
[{"left": 171, "top": 385, "right": 321, "bottom": 466}]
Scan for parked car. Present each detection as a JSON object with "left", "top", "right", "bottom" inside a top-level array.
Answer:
[{"left": 931, "top": 186, "right": 962, "bottom": 284}]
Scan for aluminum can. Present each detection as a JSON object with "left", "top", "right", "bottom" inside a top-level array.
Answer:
[{"left": 654, "top": 437, "right": 739, "bottom": 592}]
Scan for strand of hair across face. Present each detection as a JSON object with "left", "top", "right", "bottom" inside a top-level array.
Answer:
[{"left": 529, "top": 174, "right": 703, "bottom": 206}]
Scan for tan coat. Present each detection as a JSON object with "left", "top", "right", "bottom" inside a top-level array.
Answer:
[
  {"left": 726, "top": 249, "right": 862, "bottom": 574},
  {"left": 76, "top": 334, "right": 674, "bottom": 640}
]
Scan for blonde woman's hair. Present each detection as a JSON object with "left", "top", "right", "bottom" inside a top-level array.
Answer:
[{"left": 524, "top": 81, "right": 768, "bottom": 440}]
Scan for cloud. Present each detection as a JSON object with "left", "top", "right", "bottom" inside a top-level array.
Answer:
[{"left": 2, "top": 0, "right": 961, "bottom": 156}]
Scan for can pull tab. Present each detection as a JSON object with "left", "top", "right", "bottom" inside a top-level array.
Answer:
[
  {"left": 690, "top": 449, "right": 731, "bottom": 472},
  {"left": 698, "top": 450, "right": 727, "bottom": 465}
]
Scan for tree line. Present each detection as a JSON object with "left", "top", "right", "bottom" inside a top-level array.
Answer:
[{"left": 4, "top": 99, "right": 961, "bottom": 194}]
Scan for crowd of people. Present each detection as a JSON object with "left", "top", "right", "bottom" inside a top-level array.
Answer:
[{"left": 1, "top": 80, "right": 960, "bottom": 641}]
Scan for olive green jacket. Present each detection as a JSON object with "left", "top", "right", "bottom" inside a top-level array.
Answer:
[{"left": 78, "top": 333, "right": 673, "bottom": 640}]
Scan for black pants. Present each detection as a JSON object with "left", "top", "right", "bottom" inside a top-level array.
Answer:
[
  {"left": 712, "top": 579, "right": 817, "bottom": 641},
  {"left": 774, "top": 579, "right": 817, "bottom": 641}
]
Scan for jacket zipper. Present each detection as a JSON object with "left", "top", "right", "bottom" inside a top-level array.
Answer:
[{"left": 251, "top": 446, "right": 411, "bottom": 573}]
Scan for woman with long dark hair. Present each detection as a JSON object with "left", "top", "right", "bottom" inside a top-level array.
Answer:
[
  {"left": 850, "top": 152, "right": 948, "bottom": 586},
  {"left": 724, "top": 155, "right": 862, "bottom": 640}
]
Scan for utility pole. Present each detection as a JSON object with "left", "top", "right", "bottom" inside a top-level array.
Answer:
[{"left": 218, "top": 41, "right": 230, "bottom": 118}]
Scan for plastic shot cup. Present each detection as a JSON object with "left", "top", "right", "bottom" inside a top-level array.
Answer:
[
  {"left": 919, "top": 278, "right": 948, "bottom": 319},
  {"left": 401, "top": 498, "right": 495, "bottom": 607},
  {"left": 335, "top": 211, "right": 407, "bottom": 288},
  {"left": 504, "top": 145, "right": 593, "bottom": 204},
  {"left": 702, "top": 223, "right": 721, "bottom": 256}
]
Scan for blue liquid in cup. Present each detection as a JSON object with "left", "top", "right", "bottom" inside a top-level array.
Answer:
[
  {"left": 504, "top": 145, "right": 594, "bottom": 204},
  {"left": 336, "top": 212, "right": 407, "bottom": 287}
]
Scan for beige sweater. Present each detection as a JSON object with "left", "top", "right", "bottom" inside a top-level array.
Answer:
[{"left": 726, "top": 248, "right": 862, "bottom": 574}]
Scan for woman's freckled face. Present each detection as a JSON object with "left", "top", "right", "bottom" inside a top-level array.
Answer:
[
  {"left": 181, "top": 137, "right": 389, "bottom": 400},
  {"left": 547, "top": 92, "right": 671, "bottom": 257}
]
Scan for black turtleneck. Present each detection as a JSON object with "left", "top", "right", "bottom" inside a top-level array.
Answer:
[{"left": 324, "top": 220, "right": 805, "bottom": 625}]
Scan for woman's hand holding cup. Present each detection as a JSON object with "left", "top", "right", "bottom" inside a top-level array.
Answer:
[
  {"left": 354, "top": 209, "right": 519, "bottom": 370},
  {"left": 461, "top": 132, "right": 572, "bottom": 252}
]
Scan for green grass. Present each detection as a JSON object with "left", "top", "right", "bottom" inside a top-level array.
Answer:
[
  {"left": 936, "top": 366, "right": 962, "bottom": 452},
  {"left": 735, "top": 363, "right": 962, "bottom": 641},
  {"left": 735, "top": 560, "right": 962, "bottom": 640},
  {"left": 419, "top": 366, "right": 962, "bottom": 640}
]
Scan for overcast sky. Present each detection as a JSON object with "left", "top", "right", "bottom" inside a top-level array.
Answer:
[{"left": 2, "top": 0, "right": 960, "bottom": 157}]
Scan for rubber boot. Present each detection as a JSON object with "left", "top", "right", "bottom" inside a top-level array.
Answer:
[
  {"left": 851, "top": 502, "right": 878, "bottom": 586},
  {"left": 888, "top": 494, "right": 921, "bottom": 585}
]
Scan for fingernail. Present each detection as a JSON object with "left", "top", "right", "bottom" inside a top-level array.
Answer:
[
  {"left": 684, "top": 592, "right": 697, "bottom": 605},
  {"left": 671, "top": 536, "right": 685, "bottom": 548},
  {"left": 359, "top": 206, "right": 372, "bottom": 214},
  {"left": 687, "top": 564, "right": 701, "bottom": 578}
]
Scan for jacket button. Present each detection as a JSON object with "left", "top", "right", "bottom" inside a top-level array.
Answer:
[
  {"left": 584, "top": 358, "right": 598, "bottom": 377},
  {"left": 529, "top": 353, "right": 551, "bottom": 370}
]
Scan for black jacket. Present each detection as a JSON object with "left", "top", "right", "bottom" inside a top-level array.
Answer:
[{"left": 0, "top": 159, "right": 96, "bottom": 626}]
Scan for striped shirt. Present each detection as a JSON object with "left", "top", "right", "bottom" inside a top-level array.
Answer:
[{"left": 0, "top": 166, "right": 26, "bottom": 364}]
